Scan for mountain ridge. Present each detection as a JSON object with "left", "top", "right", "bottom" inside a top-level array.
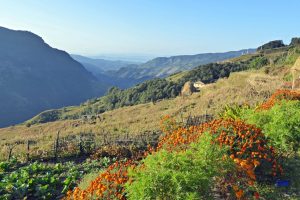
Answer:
[
  {"left": 0, "top": 26, "right": 108, "bottom": 127},
  {"left": 109, "top": 49, "right": 256, "bottom": 80},
  {"left": 74, "top": 49, "right": 256, "bottom": 88},
  {"left": 21, "top": 41, "right": 300, "bottom": 127}
]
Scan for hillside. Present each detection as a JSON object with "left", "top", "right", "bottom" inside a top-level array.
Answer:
[
  {"left": 22, "top": 42, "right": 300, "bottom": 126},
  {"left": 110, "top": 49, "right": 255, "bottom": 81},
  {"left": 1, "top": 39, "right": 299, "bottom": 157},
  {"left": 1, "top": 41, "right": 299, "bottom": 200},
  {"left": 0, "top": 69, "right": 284, "bottom": 159},
  {"left": 74, "top": 50, "right": 255, "bottom": 89},
  {"left": 2, "top": 40, "right": 299, "bottom": 159},
  {"left": 0, "top": 27, "right": 108, "bottom": 127}
]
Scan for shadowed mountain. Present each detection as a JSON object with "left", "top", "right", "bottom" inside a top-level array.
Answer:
[{"left": 0, "top": 27, "right": 108, "bottom": 127}]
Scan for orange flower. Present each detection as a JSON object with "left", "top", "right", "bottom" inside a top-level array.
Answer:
[{"left": 235, "top": 189, "right": 244, "bottom": 199}]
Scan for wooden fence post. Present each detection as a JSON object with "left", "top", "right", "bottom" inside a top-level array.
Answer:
[
  {"left": 54, "top": 131, "right": 60, "bottom": 160},
  {"left": 27, "top": 140, "right": 30, "bottom": 162},
  {"left": 79, "top": 133, "right": 84, "bottom": 155},
  {"left": 8, "top": 145, "right": 13, "bottom": 161}
]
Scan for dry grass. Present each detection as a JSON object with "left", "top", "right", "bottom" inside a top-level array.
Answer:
[{"left": 0, "top": 70, "right": 284, "bottom": 160}]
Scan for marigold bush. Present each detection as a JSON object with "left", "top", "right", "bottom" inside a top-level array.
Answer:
[
  {"left": 156, "top": 118, "right": 280, "bottom": 199},
  {"left": 259, "top": 89, "right": 300, "bottom": 110},
  {"left": 125, "top": 133, "right": 235, "bottom": 200},
  {"left": 221, "top": 89, "right": 300, "bottom": 154},
  {"left": 65, "top": 160, "right": 134, "bottom": 200},
  {"left": 65, "top": 89, "right": 300, "bottom": 200}
]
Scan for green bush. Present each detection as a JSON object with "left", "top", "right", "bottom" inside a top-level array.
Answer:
[
  {"left": 256, "top": 156, "right": 300, "bottom": 199},
  {"left": 243, "top": 101, "right": 300, "bottom": 154},
  {"left": 125, "top": 133, "right": 234, "bottom": 200},
  {"left": 249, "top": 57, "right": 269, "bottom": 69},
  {"left": 29, "top": 110, "right": 62, "bottom": 124},
  {"left": 284, "top": 47, "right": 300, "bottom": 65},
  {"left": 222, "top": 101, "right": 300, "bottom": 155}
]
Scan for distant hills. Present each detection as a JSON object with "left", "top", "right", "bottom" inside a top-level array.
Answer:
[
  {"left": 74, "top": 49, "right": 255, "bottom": 89},
  {"left": 0, "top": 27, "right": 108, "bottom": 127},
  {"left": 23, "top": 38, "right": 300, "bottom": 127},
  {"left": 71, "top": 54, "right": 143, "bottom": 89},
  {"left": 71, "top": 54, "right": 138, "bottom": 73},
  {"left": 110, "top": 49, "right": 256, "bottom": 80},
  {"left": 0, "top": 26, "right": 257, "bottom": 127}
]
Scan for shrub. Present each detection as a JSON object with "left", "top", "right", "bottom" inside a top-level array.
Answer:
[
  {"left": 157, "top": 117, "right": 279, "bottom": 199},
  {"left": 65, "top": 160, "right": 134, "bottom": 200},
  {"left": 249, "top": 57, "right": 269, "bottom": 69},
  {"left": 284, "top": 47, "right": 300, "bottom": 65},
  {"left": 126, "top": 133, "right": 234, "bottom": 200},
  {"left": 258, "top": 89, "right": 300, "bottom": 110},
  {"left": 242, "top": 100, "right": 300, "bottom": 154},
  {"left": 221, "top": 90, "right": 300, "bottom": 154}
]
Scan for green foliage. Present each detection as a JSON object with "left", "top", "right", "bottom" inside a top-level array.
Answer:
[
  {"left": 244, "top": 101, "right": 300, "bottom": 154},
  {"left": 126, "top": 133, "right": 234, "bottom": 200},
  {"left": 28, "top": 110, "right": 62, "bottom": 125},
  {"left": 283, "top": 73, "right": 293, "bottom": 82},
  {"left": 0, "top": 157, "right": 112, "bottom": 199},
  {"left": 219, "top": 104, "right": 250, "bottom": 120},
  {"left": 256, "top": 156, "right": 300, "bottom": 199},
  {"left": 0, "top": 157, "right": 18, "bottom": 173},
  {"left": 60, "top": 79, "right": 182, "bottom": 119},
  {"left": 180, "top": 62, "right": 248, "bottom": 85},
  {"left": 280, "top": 156, "right": 300, "bottom": 194},
  {"left": 103, "top": 79, "right": 181, "bottom": 108},
  {"left": 222, "top": 101, "right": 300, "bottom": 154},
  {"left": 284, "top": 47, "right": 300, "bottom": 65},
  {"left": 249, "top": 56, "right": 269, "bottom": 69}
]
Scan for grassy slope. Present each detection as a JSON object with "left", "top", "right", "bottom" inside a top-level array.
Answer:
[
  {"left": 23, "top": 46, "right": 298, "bottom": 125},
  {"left": 0, "top": 70, "right": 284, "bottom": 158},
  {"left": 1, "top": 45, "right": 299, "bottom": 159}
]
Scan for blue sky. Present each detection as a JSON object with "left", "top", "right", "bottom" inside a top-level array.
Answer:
[{"left": 1, "top": 0, "right": 300, "bottom": 57}]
